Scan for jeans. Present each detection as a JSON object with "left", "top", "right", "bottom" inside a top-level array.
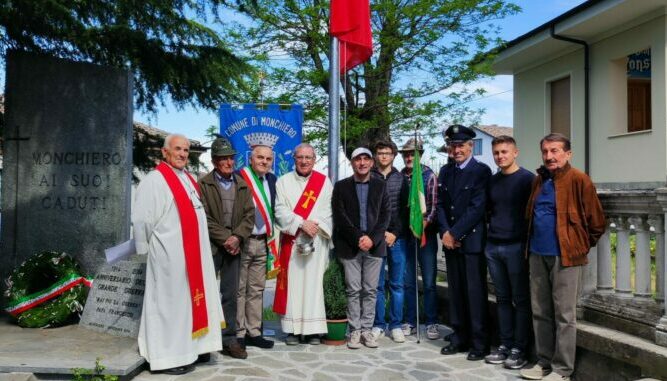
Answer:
[
  {"left": 485, "top": 241, "right": 530, "bottom": 351},
  {"left": 404, "top": 232, "right": 438, "bottom": 326},
  {"left": 374, "top": 238, "right": 407, "bottom": 330}
]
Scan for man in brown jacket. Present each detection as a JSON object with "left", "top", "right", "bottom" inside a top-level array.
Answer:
[
  {"left": 199, "top": 137, "right": 255, "bottom": 359},
  {"left": 520, "top": 133, "right": 605, "bottom": 381}
]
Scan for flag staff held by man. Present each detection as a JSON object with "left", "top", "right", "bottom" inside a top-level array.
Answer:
[{"left": 407, "top": 135, "right": 427, "bottom": 342}]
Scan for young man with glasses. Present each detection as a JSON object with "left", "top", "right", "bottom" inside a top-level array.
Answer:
[{"left": 370, "top": 140, "right": 410, "bottom": 343}]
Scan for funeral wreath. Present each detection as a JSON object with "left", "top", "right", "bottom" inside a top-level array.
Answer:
[{"left": 4, "top": 251, "right": 92, "bottom": 328}]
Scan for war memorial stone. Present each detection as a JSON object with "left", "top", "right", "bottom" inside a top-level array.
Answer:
[
  {"left": 79, "top": 257, "right": 146, "bottom": 337},
  {"left": 0, "top": 52, "right": 132, "bottom": 291}
]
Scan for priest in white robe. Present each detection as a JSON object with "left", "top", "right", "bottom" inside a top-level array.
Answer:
[
  {"left": 274, "top": 143, "right": 333, "bottom": 345},
  {"left": 132, "top": 134, "right": 224, "bottom": 374}
]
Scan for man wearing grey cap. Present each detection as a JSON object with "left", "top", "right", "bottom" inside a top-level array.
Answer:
[
  {"left": 332, "top": 147, "right": 390, "bottom": 349},
  {"left": 436, "top": 124, "right": 492, "bottom": 361},
  {"left": 199, "top": 137, "right": 255, "bottom": 359}
]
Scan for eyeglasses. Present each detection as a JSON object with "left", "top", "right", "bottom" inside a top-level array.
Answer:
[{"left": 295, "top": 155, "right": 315, "bottom": 161}]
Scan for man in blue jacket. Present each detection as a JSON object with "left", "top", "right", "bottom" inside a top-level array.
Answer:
[{"left": 437, "top": 125, "right": 492, "bottom": 361}]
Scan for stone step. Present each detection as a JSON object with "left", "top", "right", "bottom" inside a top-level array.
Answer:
[
  {"left": 0, "top": 319, "right": 144, "bottom": 378},
  {"left": 576, "top": 320, "right": 667, "bottom": 380}
]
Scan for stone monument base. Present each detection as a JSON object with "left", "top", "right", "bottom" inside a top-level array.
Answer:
[{"left": 0, "top": 316, "right": 144, "bottom": 378}]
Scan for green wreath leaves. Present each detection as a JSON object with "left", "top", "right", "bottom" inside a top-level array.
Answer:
[{"left": 4, "top": 251, "right": 90, "bottom": 328}]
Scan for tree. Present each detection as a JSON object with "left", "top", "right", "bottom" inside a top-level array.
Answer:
[
  {"left": 227, "top": 0, "right": 519, "bottom": 155},
  {"left": 0, "top": 0, "right": 254, "bottom": 113}
]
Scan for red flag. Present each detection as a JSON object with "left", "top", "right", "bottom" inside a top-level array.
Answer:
[{"left": 329, "top": 0, "right": 372, "bottom": 73}]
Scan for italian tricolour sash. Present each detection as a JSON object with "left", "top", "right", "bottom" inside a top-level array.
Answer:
[
  {"left": 273, "top": 170, "right": 326, "bottom": 315},
  {"left": 239, "top": 167, "right": 281, "bottom": 279},
  {"left": 156, "top": 162, "right": 210, "bottom": 339}
]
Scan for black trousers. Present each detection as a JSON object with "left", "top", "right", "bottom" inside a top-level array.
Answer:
[
  {"left": 444, "top": 249, "right": 489, "bottom": 352},
  {"left": 215, "top": 251, "right": 241, "bottom": 345}
]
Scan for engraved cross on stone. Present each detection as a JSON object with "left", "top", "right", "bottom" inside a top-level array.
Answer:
[{"left": 301, "top": 190, "right": 317, "bottom": 209}]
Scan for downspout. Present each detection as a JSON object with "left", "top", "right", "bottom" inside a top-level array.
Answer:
[{"left": 550, "top": 24, "right": 590, "bottom": 174}]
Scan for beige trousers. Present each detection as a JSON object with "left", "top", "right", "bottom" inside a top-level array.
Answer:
[{"left": 236, "top": 236, "right": 267, "bottom": 338}]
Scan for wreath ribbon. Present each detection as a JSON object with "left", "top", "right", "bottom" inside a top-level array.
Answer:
[{"left": 5, "top": 274, "right": 93, "bottom": 316}]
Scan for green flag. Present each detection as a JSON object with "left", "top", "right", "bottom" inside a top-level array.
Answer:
[{"left": 409, "top": 149, "right": 427, "bottom": 240}]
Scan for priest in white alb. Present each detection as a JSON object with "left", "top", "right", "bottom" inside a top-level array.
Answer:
[
  {"left": 273, "top": 142, "right": 333, "bottom": 345},
  {"left": 132, "top": 134, "right": 224, "bottom": 375}
]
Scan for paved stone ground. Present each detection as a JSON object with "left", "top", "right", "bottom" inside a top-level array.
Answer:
[{"left": 132, "top": 323, "right": 525, "bottom": 381}]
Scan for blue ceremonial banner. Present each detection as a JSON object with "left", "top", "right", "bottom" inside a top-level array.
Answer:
[{"left": 219, "top": 104, "right": 303, "bottom": 176}]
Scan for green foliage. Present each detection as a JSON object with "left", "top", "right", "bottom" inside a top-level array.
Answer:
[
  {"left": 72, "top": 358, "right": 119, "bottom": 381},
  {"left": 227, "top": 0, "right": 520, "bottom": 154},
  {"left": 262, "top": 306, "right": 279, "bottom": 321},
  {"left": 323, "top": 258, "right": 347, "bottom": 320},
  {"left": 5, "top": 251, "right": 89, "bottom": 328},
  {"left": 0, "top": 0, "right": 253, "bottom": 113}
]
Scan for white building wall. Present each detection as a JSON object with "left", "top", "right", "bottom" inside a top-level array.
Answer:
[
  {"left": 514, "top": 49, "right": 586, "bottom": 172},
  {"left": 588, "top": 15, "right": 666, "bottom": 187},
  {"left": 512, "top": 15, "right": 667, "bottom": 187}
]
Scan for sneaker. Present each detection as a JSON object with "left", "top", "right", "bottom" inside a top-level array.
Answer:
[
  {"left": 426, "top": 324, "right": 440, "bottom": 340},
  {"left": 520, "top": 363, "right": 551, "bottom": 380},
  {"left": 484, "top": 344, "right": 509, "bottom": 364},
  {"left": 542, "top": 373, "right": 570, "bottom": 381},
  {"left": 347, "top": 330, "right": 362, "bottom": 349},
  {"left": 390, "top": 328, "right": 405, "bottom": 343},
  {"left": 371, "top": 326, "right": 384, "bottom": 340},
  {"left": 401, "top": 323, "right": 415, "bottom": 336},
  {"left": 504, "top": 348, "right": 528, "bottom": 369},
  {"left": 361, "top": 330, "right": 378, "bottom": 348}
]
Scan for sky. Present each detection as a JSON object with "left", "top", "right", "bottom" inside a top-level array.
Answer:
[{"left": 136, "top": 0, "right": 587, "bottom": 151}]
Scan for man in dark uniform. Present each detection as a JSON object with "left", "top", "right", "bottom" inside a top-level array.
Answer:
[{"left": 436, "top": 124, "right": 492, "bottom": 361}]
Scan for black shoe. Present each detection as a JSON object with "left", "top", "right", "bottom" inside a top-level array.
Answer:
[
  {"left": 306, "top": 335, "right": 321, "bottom": 345},
  {"left": 440, "top": 343, "right": 468, "bottom": 355},
  {"left": 220, "top": 341, "right": 248, "bottom": 359},
  {"left": 245, "top": 334, "right": 274, "bottom": 349},
  {"left": 238, "top": 337, "right": 246, "bottom": 349},
  {"left": 196, "top": 353, "right": 211, "bottom": 364},
  {"left": 467, "top": 349, "right": 488, "bottom": 361},
  {"left": 285, "top": 334, "right": 300, "bottom": 346},
  {"left": 484, "top": 344, "right": 509, "bottom": 364},
  {"left": 155, "top": 363, "right": 195, "bottom": 375}
]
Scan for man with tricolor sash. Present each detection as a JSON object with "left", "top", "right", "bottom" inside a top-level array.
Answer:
[
  {"left": 236, "top": 144, "right": 277, "bottom": 349},
  {"left": 132, "top": 134, "right": 224, "bottom": 375},
  {"left": 273, "top": 143, "right": 333, "bottom": 345},
  {"left": 199, "top": 137, "right": 255, "bottom": 360}
]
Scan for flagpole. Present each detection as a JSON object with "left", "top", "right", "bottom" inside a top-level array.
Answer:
[
  {"left": 414, "top": 127, "right": 421, "bottom": 344},
  {"left": 328, "top": 36, "right": 340, "bottom": 182}
]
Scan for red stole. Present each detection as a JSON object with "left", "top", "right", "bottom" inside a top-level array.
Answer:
[
  {"left": 156, "top": 162, "right": 209, "bottom": 338},
  {"left": 273, "top": 171, "right": 326, "bottom": 315}
]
